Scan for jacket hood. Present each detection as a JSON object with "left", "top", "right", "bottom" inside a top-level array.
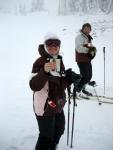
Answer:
[{"left": 38, "top": 44, "right": 51, "bottom": 57}]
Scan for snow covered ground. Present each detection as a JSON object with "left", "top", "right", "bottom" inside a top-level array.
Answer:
[{"left": 0, "top": 12, "right": 113, "bottom": 150}]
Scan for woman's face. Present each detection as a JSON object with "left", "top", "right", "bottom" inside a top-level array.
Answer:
[
  {"left": 45, "top": 39, "right": 60, "bottom": 56},
  {"left": 46, "top": 46, "right": 60, "bottom": 56},
  {"left": 83, "top": 26, "right": 91, "bottom": 35}
]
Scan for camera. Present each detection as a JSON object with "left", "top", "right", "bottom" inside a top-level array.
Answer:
[
  {"left": 46, "top": 57, "right": 61, "bottom": 77},
  {"left": 50, "top": 57, "right": 60, "bottom": 72}
]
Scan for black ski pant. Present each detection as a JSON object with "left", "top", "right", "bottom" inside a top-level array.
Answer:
[
  {"left": 76, "top": 62, "right": 92, "bottom": 92},
  {"left": 35, "top": 110, "right": 65, "bottom": 150}
]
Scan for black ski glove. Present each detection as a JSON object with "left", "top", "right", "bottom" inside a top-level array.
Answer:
[
  {"left": 88, "top": 46, "right": 97, "bottom": 59},
  {"left": 65, "top": 68, "right": 81, "bottom": 86}
]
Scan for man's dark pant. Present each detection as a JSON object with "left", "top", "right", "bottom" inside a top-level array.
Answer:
[
  {"left": 76, "top": 62, "right": 92, "bottom": 92},
  {"left": 35, "top": 110, "right": 65, "bottom": 150}
]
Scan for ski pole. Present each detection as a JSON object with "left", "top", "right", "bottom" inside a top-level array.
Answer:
[
  {"left": 93, "top": 86, "right": 102, "bottom": 105},
  {"left": 67, "top": 86, "right": 71, "bottom": 146},
  {"left": 103, "top": 47, "right": 106, "bottom": 95},
  {"left": 70, "top": 83, "right": 77, "bottom": 148}
]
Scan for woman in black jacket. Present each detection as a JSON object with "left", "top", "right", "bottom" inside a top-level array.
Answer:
[{"left": 30, "top": 33, "right": 70, "bottom": 150}]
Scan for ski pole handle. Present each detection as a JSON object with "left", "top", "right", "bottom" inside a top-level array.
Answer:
[
  {"left": 67, "top": 86, "right": 71, "bottom": 104},
  {"left": 103, "top": 47, "right": 105, "bottom": 54}
]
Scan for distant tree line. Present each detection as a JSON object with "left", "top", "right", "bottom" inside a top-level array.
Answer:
[
  {"left": 58, "top": 0, "right": 113, "bottom": 15},
  {"left": 0, "top": 0, "right": 113, "bottom": 15}
]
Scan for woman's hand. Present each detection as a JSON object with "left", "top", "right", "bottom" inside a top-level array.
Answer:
[{"left": 44, "top": 62, "right": 56, "bottom": 73}]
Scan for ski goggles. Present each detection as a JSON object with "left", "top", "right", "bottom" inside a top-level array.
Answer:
[{"left": 45, "top": 39, "right": 61, "bottom": 47}]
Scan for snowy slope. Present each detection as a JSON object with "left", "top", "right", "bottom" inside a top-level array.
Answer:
[{"left": 0, "top": 12, "right": 113, "bottom": 150}]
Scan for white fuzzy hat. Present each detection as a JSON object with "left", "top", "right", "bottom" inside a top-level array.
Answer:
[{"left": 44, "top": 32, "right": 60, "bottom": 43}]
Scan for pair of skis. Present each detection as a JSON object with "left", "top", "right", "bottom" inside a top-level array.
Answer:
[
  {"left": 88, "top": 95, "right": 113, "bottom": 105},
  {"left": 79, "top": 85, "right": 113, "bottom": 105},
  {"left": 67, "top": 83, "right": 77, "bottom": 148},
  {"left": 88, "top": 83, "right": 113, "bottom": 105}
]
